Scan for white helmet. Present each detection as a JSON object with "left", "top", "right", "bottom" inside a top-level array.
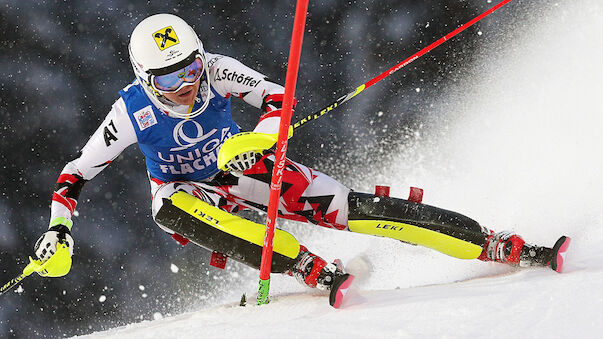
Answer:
[{"left": 129, "top": 13, "right": 211, "bottom": 119}]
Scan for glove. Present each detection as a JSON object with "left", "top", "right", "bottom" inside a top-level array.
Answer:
[
  {"left": 34, "top": 217, "right": 74, "bottom": 263},
  {"left": 217, "top": 132, "right": 279, "bottom": 173},
  {"left": 224, "top": 151, "right": 259, "bottom": 177}
]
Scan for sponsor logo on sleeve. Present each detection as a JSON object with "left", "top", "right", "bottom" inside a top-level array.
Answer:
[
  {"left": 214, "top": 68, "right": 262, "bottom": 87},
  {"left": 207, "top": 55, "right": 224, "bottom": 69},
  {"left": 134, "top": 106, "right": 157, "bottom": 131},
  {"left": 103, "top": 119, "right": 118, "bottom": 146}
]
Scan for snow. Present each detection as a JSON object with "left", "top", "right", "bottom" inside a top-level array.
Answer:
[
  {"left": 76, "top": 261, "right": 603, "bottom": 338},
  {"left": 75, "top": 1, "right": 603, "bottom": 338},
  {"left": 170, "top": 263, "right": 179, "bottom": 273}
]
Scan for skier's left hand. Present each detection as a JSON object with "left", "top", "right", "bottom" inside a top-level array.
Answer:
[
  {"left": 224, "top": 151, "right": 259, "bottom": 177},
  {"left": 218, "top": 131, "right": 280, "bottom": 174}
]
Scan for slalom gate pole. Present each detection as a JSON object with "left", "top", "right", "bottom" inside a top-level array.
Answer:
[
  {"left": 291, "top": 0, "right": 512, "bottom": 132},
  {"left": 257, "top": 0, "right": 309, "bottom": 306}
]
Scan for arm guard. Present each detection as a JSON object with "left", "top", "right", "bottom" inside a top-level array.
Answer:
[
  {"left": 51, "top": 168, "right": 88, "bottom": 219},
  {"left": 254, "top": 93, "right": 297, "bottom": 134}
]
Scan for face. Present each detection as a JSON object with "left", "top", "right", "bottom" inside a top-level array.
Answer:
[{"left": 162, "top": 79, "right": 201, "bottom": 106}]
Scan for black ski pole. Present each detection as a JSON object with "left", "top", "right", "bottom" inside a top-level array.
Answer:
[
  {"left": 1, "top": 243, "right": 72, "bottom": 298},
  {"left": 0, "top": 264, "right": 36, "bottom": 297}
]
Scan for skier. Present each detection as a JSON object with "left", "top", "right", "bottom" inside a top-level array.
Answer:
[{"left": 33, "top": 13, "right": 570, "bottom": 307}]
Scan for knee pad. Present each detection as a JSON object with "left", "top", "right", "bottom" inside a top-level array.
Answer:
[
  {"left": 151, "top": 181, "right": 212, "bottom": 233},
  {"left": 151, "top": 181, "right": 212, "bottom": 220}
]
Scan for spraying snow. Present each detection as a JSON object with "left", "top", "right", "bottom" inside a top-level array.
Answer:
[{"left": 76, "top": 1, "right": 603, "bottom": 338}]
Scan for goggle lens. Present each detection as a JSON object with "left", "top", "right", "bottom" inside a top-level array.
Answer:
[{"left": 153, "top": 58, "right": 203, "bottom": 92}]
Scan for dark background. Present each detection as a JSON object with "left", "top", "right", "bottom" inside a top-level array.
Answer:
[{"left": 0, "top": 0, "right": 531, "bottom": 337}]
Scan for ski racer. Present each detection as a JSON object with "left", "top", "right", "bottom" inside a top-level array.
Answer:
[{"left": 33, "top": 13, "right": 570, "bottom": 307}]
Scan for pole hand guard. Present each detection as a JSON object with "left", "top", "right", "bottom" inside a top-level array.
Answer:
[
  {"left": 25, "top": 242, "right": 72, "bottom": 278},
  {"left": 217, "top": 128, "right": 293, "bottom": 172},
  {"left": 1, "top": 242, "right": 72, "bottom": 297}
]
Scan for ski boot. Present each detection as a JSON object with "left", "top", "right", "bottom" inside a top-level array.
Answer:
[
  {"left": 478, "top": 231, "right": 571, "bottom": 273},
  {"left": 289, "top": 246, "right": 355, "bottom": 308}
]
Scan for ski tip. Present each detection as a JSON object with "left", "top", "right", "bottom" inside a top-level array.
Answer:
[
  {"left": 550, "top": 236, "right": 571, "bottom": 273},
  {"left": 329, "top": 273, "right": 355, "bottom": 309}
]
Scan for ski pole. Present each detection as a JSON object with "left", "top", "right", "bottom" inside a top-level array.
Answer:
[
  {"left": 1, "top": 243, "right": 72, "bottom": 297},
  {"left": 217, "top": 0, "right": 513, "bottom": 170},
  {"left": 1, "top": 256, "right": 44, "bottom": 297},
  {"left": 0, "top": 270, "right": 32, "bottom": 297},
  {"left": 218, "top": 0, "right": 513, "bottom": 171},
  {"left": 291, "top": 0, "right": 513, "bottom": 132}
]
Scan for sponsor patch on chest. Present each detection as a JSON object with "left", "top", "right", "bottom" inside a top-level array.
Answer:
[{"left": 134, "top": 106, "right": 157, "bottom": 131}]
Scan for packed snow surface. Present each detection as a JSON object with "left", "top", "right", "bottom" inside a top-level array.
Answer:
[
  {"left": 77, "top": 1, "right": 603, "bottom": 338},
  {"left": 79, "top": 264, "right": 602, "bottom": 338}
]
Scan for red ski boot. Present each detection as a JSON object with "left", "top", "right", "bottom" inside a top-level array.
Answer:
[
  {"left": 289, "top": 247, "right": 355, "bottom": 308},
  {"left": 478, "top": 231, "right": 571, "bottom": 273},
  {"left": 478, "top": 231, "right": 525, "bottom": 265}
]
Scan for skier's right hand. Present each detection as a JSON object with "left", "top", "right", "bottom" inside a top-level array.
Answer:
[{"left": 34, "top": 217, "right": 74, "bottom": 263}]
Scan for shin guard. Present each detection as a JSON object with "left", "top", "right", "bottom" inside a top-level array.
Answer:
[
  {"left": 155, "top": 192, "right": 300, "bottom": 272},
  {"left": 347, "top": 192, "right": 488, "bottom": 259}
]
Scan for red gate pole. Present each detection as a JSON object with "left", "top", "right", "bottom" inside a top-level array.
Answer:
[{"left": 257, "top": 0, "right": 310, "bottom": 305}]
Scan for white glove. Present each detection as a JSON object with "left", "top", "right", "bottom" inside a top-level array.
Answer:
[
  {"left": 225, "top": 151, "right": 258, "bottom": 177},
  {"left": 34, "top": 220, "right": 74, "bottom": 262}
]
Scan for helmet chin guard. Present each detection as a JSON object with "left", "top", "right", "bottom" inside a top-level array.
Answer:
[{"left": 129, "top": 13, "right": 211, "bottom": 119}]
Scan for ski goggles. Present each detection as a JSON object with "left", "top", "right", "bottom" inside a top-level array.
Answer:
[{"left": 151, "top": 56, "right": 204, "bottom": 93}]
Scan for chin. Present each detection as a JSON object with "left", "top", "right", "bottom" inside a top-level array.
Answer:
[{"left": 183, "top": 95, "right": 196, "bottom": 106}]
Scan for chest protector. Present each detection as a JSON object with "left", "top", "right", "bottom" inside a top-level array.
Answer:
[{"left": 119, "top": 82, "right": 240, "bottom": 182}]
